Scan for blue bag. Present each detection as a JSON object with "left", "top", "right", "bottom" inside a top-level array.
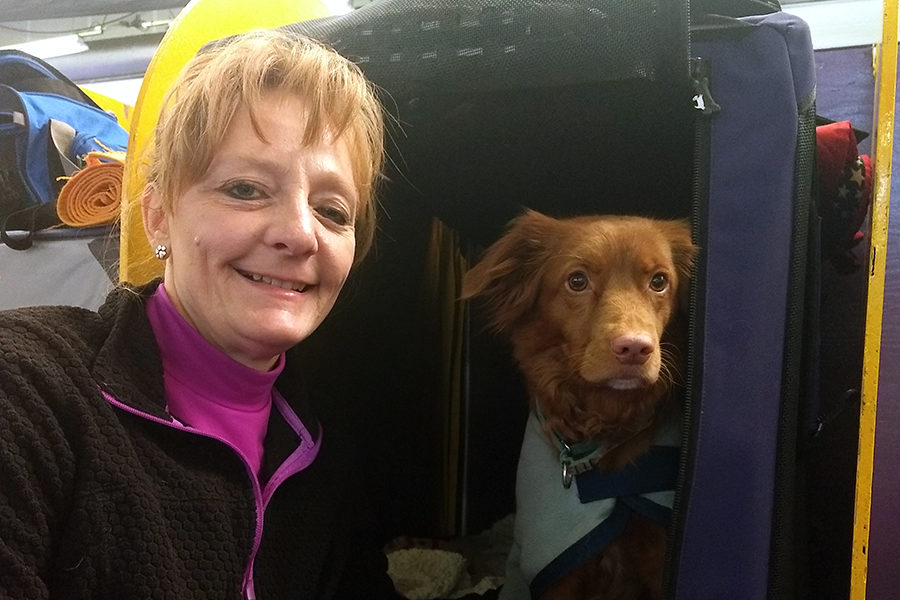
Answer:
[{"left": 0, "top": 50, "right": 129, "bottom": 249}]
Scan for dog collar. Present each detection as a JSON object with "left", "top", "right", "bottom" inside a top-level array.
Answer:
[
  {"left": 535, "top": 405, "right": 656, "bottom": 489},
  {"left": 556, "top": 435, "right": 604, "bottom": 489}
]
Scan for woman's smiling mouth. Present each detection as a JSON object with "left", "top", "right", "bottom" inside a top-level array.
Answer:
[{"left": 236, "top": 269, "right": 308, "bottom": 292}]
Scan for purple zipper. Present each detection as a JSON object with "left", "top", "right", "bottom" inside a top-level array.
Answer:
[
  {"left": 243, "top": 391, "right": 322, "bottom": 599},
  {"left": 100, "top": 388, "right": 321, "bottom": 600}
]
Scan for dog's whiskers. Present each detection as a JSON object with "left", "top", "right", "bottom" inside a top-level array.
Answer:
[{"left": 659, "top": 344, "right": 683, "bottom": 386}]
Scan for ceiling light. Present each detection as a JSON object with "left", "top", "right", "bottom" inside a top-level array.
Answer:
[
  {"left": 77, "top": 25, "right": 104, "bottom": 39},
  {"left": 1, "top": 34, "right": 89, "bottom": 60},
  {"left": 139, "top": 19, "right": 173, "bottom": 31}
]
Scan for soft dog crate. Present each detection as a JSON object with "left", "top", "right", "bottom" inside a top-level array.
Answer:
[{"left": 284, "top": 2, "right": 860, "bottom": 598}]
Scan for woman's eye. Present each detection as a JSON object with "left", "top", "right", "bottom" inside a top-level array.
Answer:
[
  {"left": 222, "top": 181, "right": 262, "bottom": 200},
  {"left": 566, "top": 271, "right": 589, "bottom": 292},
  {"left": 316, "top": 204, "right": 353, "bottom": 227},
  {"left": 649, "top": 272, "right": 669, "bottom": 292}
]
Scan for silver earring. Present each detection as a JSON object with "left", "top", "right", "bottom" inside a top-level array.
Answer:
[{"left": 154, "top": 244, "right": 169, "bottom": 260}]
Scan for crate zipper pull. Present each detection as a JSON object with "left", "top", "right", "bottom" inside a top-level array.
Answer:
[{"left": 691, "top": 58, "right": 721, "bottom": 115}]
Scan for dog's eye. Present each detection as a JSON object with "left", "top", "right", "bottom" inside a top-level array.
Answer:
[
  {"left": 649, "top": 272, "right": 669, "bottom": 292},
  {"left": 566, "top": 271, "right": 590, "bottom": 292}
]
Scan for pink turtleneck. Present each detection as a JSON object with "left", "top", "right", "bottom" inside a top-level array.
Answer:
[{"left": 146, "top": 285, "right": 283, "bottom": 478}]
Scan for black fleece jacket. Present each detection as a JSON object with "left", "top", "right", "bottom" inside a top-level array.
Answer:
[{"left": 0, "top": 281, "right": 399, "bottom": 599}]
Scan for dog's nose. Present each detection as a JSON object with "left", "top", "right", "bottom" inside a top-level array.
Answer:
[{"left": 611, "top": 334, "right": 654, "bottom": 365}]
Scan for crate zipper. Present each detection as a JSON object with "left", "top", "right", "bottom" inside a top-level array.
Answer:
[{"left": 665, "top": 55, "right": 719, "bottom": 600}]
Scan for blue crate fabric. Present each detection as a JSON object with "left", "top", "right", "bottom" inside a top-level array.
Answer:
[{"left": 674, "top": 12, "right": 816, "bottom": 600}]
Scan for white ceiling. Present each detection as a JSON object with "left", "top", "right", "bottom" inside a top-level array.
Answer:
[
  {"left": 783, "top": 0, "right": 883, "bottom": 49},
  {"left": 0, "top": 1, "right": 188, "bottom": 95},
  {"left": 0, "top": 1, "right": 187, "bottom": 46}
]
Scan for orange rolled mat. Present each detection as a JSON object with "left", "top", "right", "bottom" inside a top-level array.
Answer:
[{"left": 57, "top": 151, "right": 126, "bottom": 227}]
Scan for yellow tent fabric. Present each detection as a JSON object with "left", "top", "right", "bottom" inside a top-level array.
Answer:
[
  {"left": 82, "top": 88, "right": 133, "bottom": 132},
  {"left": 118, "top": 0, "right": 333, "bottom": 285}
]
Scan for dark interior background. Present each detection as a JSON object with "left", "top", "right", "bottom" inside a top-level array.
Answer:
[{"left": 286, "top": 0, "right": 698, "bottom": 540}]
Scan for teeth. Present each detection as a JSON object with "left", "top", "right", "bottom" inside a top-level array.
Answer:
[
  {"left": 607, "top": 378, "right": 643, "bottom": 390},
  {"left": 238, "top": 269, "right": 306, "bottom": 292}
]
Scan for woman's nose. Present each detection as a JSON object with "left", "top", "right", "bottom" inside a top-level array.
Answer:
[{"left": 271, "top": 197, "right": 318, "bottom": 256}]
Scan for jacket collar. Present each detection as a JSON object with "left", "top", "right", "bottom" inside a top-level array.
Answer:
[
  {"left": 92, "top": 279, "right": 170, "bottom": 420},
  {"left": 90, "top": 279, "right": 322, "bottom": 441}
]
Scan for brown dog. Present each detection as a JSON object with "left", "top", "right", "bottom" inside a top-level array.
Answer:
[{"left": 461, "top": 209, "right": 695, "bottom": 600}]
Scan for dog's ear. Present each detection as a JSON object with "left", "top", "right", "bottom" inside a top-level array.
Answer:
[
  {"left": 461, "top": 209, "right": 561, "bottom": 333},
  {"left": 661, "top": 219, "right": 698, "bottom": 309}
]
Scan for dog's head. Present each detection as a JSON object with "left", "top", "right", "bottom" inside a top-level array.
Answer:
[{"left": 462, "top": 209, "right": 696, "bottom": 442}]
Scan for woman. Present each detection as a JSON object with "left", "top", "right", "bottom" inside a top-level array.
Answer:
[{"left": 0, "top": 29, "right": 400, "bottom": 599}]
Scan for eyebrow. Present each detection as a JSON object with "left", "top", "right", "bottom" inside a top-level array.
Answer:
[
  {"left": 205, "top": 152, "right": 359, "bottom": 199},
  {"left": 206, "top": 152, "right": 292, "bottom": 178}
]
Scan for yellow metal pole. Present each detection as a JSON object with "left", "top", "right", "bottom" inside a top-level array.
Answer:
[{"left": 850, "top": 0, "right": 898, "bottom": 597}]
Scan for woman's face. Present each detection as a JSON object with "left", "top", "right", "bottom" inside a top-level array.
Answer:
[{"left": 144, "top": 91, "right": 358, "bottom": 370}]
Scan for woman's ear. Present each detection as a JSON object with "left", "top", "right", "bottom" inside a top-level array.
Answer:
[{"left": 141, "top": 184, "right": 169, "bottom": 248}]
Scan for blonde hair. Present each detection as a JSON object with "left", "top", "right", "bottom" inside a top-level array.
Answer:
[{"left": 146, "top": 28, "right": 385, "bottom": 264}]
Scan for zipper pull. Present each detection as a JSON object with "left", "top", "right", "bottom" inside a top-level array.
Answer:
[{"left": 691, "top": 58, "right": 721, "bottom": 115}]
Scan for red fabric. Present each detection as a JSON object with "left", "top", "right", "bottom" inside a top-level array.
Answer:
[{"left": 815, "top": 120, "right": 872, "bottom": 272}]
